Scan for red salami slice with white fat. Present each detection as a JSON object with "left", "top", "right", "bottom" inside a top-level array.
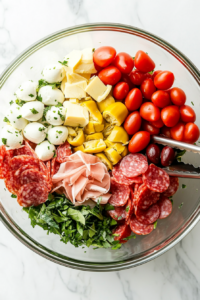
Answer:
[
  {"left": 113, "top": 224, "right": 132, "bottom": 243},
  {"left": 158, "top": 196, "right": 172, "bottom": 219},
  {"left": 130, "top": 215, "right": 154, "bottom": 235},
  {"left": 14, "top": 142, "right": 38, "bottom": 158},
  {"left": 143, "top": 164, "right": 170, "bottom": 193},
  {"left": 108, "top": 178, "right": 130, "bottom": 206},
  {"left": 135, "top": 184, "right": 160, "bottom": 210},
  {"left": 112, "top": 163, "right": 143, "bottom": 185},
  {"left": 20, "top": 169, "right": 51, "bottom": 191},
  {"left": 9, "top": 155, "right": 39, "bottom": 171},
  {"left": 56, "top": 141, "right": 72, "bottom": 163},
  {"left": 4, "top": 170, "right": 19, "bottom": 194},
  {"left": 1, "top": 149, "right": 14, "bottom": 179},
  {"left": 120, "top": 154, "right": 148, "bottom": 178},
  {"left": 163, "top": 177, "right": 179, "bottom": 197},
  {"left": 108, "top": 206, "right": 126, "bottom": 221},
  {"left": 17, "top": 182, "right": 48, "bottom": 207},
  {"left": 135, "top": 204, "right": 160, "bottom": 225},
  {"left": 125, "top": 198, "right": 133, "bottom": 223},
  {"left": 51, "top": 157, "right": 60, "bottom": 176},
  {"left": 0, "top": 145, "right": 7, "bottom": 179}
]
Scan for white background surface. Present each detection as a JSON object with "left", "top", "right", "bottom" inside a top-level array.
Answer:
[{"left": 0, "top": 0, "right": 200, "bottom": 299}]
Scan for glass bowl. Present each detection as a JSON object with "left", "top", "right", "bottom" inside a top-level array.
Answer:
[{"left": 0, "top": 23, "right": 200, "bottom": 272}]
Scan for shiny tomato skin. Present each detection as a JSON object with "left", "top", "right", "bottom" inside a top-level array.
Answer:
[
  {"left": 98, "top": 66, "right": 121, "bottom": 85},
  {"left": 94, "top": 62, "right": 103, "bottom": 72},
  {"left": 124, "top": 111, "right": 142, "bottom": 135},
  {"left": 113, "top": 52, "right": 134, "bottom": 74},
  {"left": 154, "top": 71, "right": 175, "bottom": 90},
  {"left": 170, "top": 87, "right": 186, "bottom": 106},
  {"left": 128, "top": 131, "right": 151, "bottom": 153},
  {"left": 140, "top": 102, "right": 161, "bottom": 122},
  {"left": 150, "top": 118, "right": 164, "bottom": 128},
  {"left": 121, "top": 73, "right": 135, "bottom": 90},
  {"left": 93, "top": 46, "right": 116, "bottom": 67},
  {"left": 161, "top": 126, "right": 171, "bottom": 138},
  {"left": 140, "top": 78, "right": 156, "bottom": 100},
  {"left": 142, "top": 120, "right": 160, "bottom": 135},
  {"left": 161, "top": 105, "right": 180, "bottom": 127},
  {"left": 170, "top": 122, "right": 185, "bottom": 141},
  {"left": 113, "top": 82, "right": 129, "bottom": 101},
  {"left": 180, "top": 105, "right": 196, "bottom": 123},
  {"left": 151, "top": 90, "right": 171, "bottom": 108},
  {"left": 125, "top": 88, "right": 143, "bottom": 111},
  {"left": 183, "top": 123, "right": 200, "bottom": 144},
  {"left": 152, "top": 70, "right": 162, "bottom": 80},
  {"left": 134, "top": 50, "right": 155, "bottom": 73},
  {"left": 129, "top": 70, "right": 145, "bottom": 85}
]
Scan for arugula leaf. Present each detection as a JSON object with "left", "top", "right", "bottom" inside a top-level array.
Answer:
[
  {"left": 68, "top": 208, "right": 85, "bottom": 225},
  {"left": 176, "top": 150, "right": 186, "bottom": 162},
  {"left": 104, "top": 203, "right": 115, "bottom": 211}
]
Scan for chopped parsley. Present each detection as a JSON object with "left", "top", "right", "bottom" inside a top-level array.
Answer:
[
  {"left": 17, "top": 115, "right": 22, "bottom": 119},
  {"left": 175, "top": 149, "right": 186, "bottom": 162},
  {"left": 7, "top": 130, "right": 13, "bottom": 134},
  {"left": 39, "top": 127, "right": 45, "bottom": 131},
  {"left": 30, "top": 108, "right": 39, "bottom": 114},
  {"left": 11, "top": 194, "right": 17, "bottom": 198},
  {"left": 54, "top": 117, "right": 58, "bottom": 120},
  {"left": 9, "top": 100, "right": 14, "bottom": 105},
  {"left": 48, "top": 146, "right": 50, "bottom": 150},
  {"left": 53, "top": 150, "right": 57, "bottom": 158},
  {"left": 125, "top": 206, "right": 130, "bottom": 212},
  {"left": 30, "top": 66, "right": 33, "bottom": 69},
  {"left": 92, "top": 48, "right": 95, "bottom": 52},
  {"left": 191, "top": 101, "right": 194, "bottom": 106},
  {"left": 15, "top": 99, "right": 26, "bottom": 107},
  {"left": 55, "top": 103, "right": 62, "bottom": 107},
  {"left": 182, "top": 184, "right": 186, "bottom": 189},
  {"left": 29, "top": 94, "right": 34, "bottom": 97},
  {"left": 36, "top": 95, "right": 43, "bottom": 102},
  {"left": 3, "top": 117, "right": 10, "bottom": 123},
  {"left": 2, "top": 138, "right": 7, "bottom": 145},
  {"left": 37, "top": 79, "right": 60, "bottom": 91},
  {"left": 58, "top": 60, "right": 68, "bottom": 66},
  {"left": 154, "top": 221, "right": 157, "bottom": 229},
  {"left": 178, "top": 202, "right": 184, "bottom": 209},
  {"left": 58, "top": 109, "right": 65, "bottom": 121},
  {"left": 44, "top": 106, "right": 51, "bottom": 116},
  {"left": 56, "top": 130, "right": 63, "bottom": 134}
]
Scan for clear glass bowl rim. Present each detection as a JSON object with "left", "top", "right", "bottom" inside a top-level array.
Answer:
[{"left": 0, "top": 23, "right": 200, "bottom": 272}]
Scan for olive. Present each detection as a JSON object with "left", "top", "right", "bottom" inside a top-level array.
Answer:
[
  {"left": 146, "top": 143, "right": 161, "bottom": 164},
  {"left": 161, "top": 146, "right": 175, "bottom": 167}
]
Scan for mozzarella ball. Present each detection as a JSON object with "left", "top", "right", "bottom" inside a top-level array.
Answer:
[
  {"left": 5, "top": 104, "right": 28, "bottom": 130},
  {"left": 48, "top": 126, "right": 68, "bottom": 145},
  {"left": 42, "top": 64, "right": 66, "bottom": 83},
  {"left": 23, "top": 122, "right": 47, "bottom": 144},
  {"left": 46, "top": 106, "right": 65, "bottom": 125},
  {"left": 38, "top": 86, "right": 64, "bottom": 106},
  {"left": 35, "top": 141, "right": 55, "bottom": 161},
  {"left": 1, "top": 125, "right": 23, "bottom": 149},
  {"left": 21, "top": 101, "right": 44, "bottom": 121},
  {"left": 15, "top": 81, "right": 37, "bottom": 101}
]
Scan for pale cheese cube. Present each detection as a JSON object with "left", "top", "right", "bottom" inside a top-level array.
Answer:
[
  {"left": 67, "top": 73, "right": 87, "bottom": 84},
  {"left": 85, "top": 76, "right": 112, "bottom": 102},
  {"left": 64, "top": 50, "right": 82, "bottom": 73},
  {"left": 64, "top": 81, "right": 87, "bottom": 99},
  {"left": 64, "top": 102, "right": 89, "bottom": 127}
]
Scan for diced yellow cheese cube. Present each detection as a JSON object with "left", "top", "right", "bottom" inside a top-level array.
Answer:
[
  {"left": 64, "top": 102, "right": 89, "bottom": 127},
  {"left": 75, "top": 62, "right": 97, "bottom": 74},
  {"left": 81, "top": 48, "right": 94, "bottom": 63},
  {"left": 64, "top": 81, "right": 87, "bottom": 99},
  {"left": 67, "top": 73, "right": 87, "bottom": 84},
  {"left": 64, "top": 50, "right": 82, "bottom": 73},
  {"left": 85, "top": 76, "right": 112, "bottom": 102},
  {"left": 78, "top": 73, "right": 91, "bottom": 81}
]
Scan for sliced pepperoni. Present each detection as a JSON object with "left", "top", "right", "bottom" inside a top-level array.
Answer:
[
  {"left": 135, "top": 204, "right": 160, "bottom": 225},
  {"left": 163, "top": 177, "right": 179, "bottom": 197},
  {"left": 14, "top": 142, "right": 38, "bottom": 158},
  {"left": 135, "top": 184, "right": 160, "bottom": 210},
  {"left": 0, "top": 145, "right": 7, "bottom": 179},
  {"left": 125, "top": 198, "right": 133, "bottom": 224},
  {"left": 120, "top": 154, "right": 148, "bottom": 178},
  {"left": 1, "top": 149, "right": 14, "bottom": 178},
  {"left": 130, "top": 175, "right": 143, "bottom": 183},
  {"left": 46, "top": 161, "right": 51, "bottom": 178},
  {"left": 112, "top": 163, "right": 143, "bottom": 185},
  {"left": 17, "top": 182, "right": 49, "bottom": 207},
  {"left": 51, "top": 157, "right": 60, "bottom": 176},
  {"left": 130, "top": 215, "right": 154, "bottom": 235},
  {"left": 113, "top": 224, "right": 132, "bottom": 243},
  {"left": 158, "top": 196, "right": 172, "bottom": 219},
  {"left": 108, "top": 206, "right": 126, "bottom": 221},
  {"left": 143, "top": 164, "right": 170, "bottom": 193},
  {"left": 9, "top": 155, "right": 39, "bottom": 171},
  {"left": 108, "top": 178, "right": 130, "bottom": 206},
  {"left": 39, "top": 161, "right": 52, "bottom": 190},
  {"left": 56, "top": 141, "right": 72, "bottom": 163},
  {"left": 20, "top": 169, "right": 51, "bottom": 191},
  {"left": 4, "top": 170, "right": 18, "bottom": 194}
]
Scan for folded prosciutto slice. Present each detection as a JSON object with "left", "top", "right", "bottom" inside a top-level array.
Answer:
[{"left": 52, "top": 151, "right": 111, "bottom": 205}]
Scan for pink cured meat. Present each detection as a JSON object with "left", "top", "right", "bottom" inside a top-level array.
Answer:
[
  {"left": 20, "top": 169, "right": 51, "bottom": 191},
  {"left": 135, "top": 184, "right": 160, "bottom": 210},
  {"left": 113, "top": 224, "right": 132, "bottom": 243},
  {"left": 158, "top": 196, "right": 172, "bottom": 219},
  {"left": 17, "top": 182, "right": 49, "bottom": 207},
  {"left": 112, "top": 163, "right": 143, "bottom": 185},
  {"left": 14, "top": 142, "right": 38, "bottom": 158},
  {"left": 120, "top": 154, "right": 148, "bottom": 178},
  {"left": 108, "top": 206, "right": 126, "bottom": 221},
  {"left": 143, "top": 164, "right": 170, "bottom": 193},
  {"left": 56, "top": 141, "right": 72, "bottom": 163},
  {"left": 51, "top": 158, "right": 60, "bottom": 176},
  {"left": 108, "top": 178, "right": 130, "bottom": 206},
  {"left": 39, "top": 161, "right": 52, "bottom": 187},
  {"left": 0, "top": 145, "right": 7, "bottom": 179},
  {"left": 163, "top": 177, "right": 179, "bottom": 197},
  {"left": 135, "top": 204, "right": 160, "bottom": 225},
  {"left": 9, "top": 155, "right": 39, "bottom": 171},
  {"left": 130, "top": 215, "right": 154, "bottom": 235}
]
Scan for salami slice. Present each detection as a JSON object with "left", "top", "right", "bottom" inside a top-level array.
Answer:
[
  {"left": 56, "top": 141, "right": 72, "bottom": 163},
  {"left": 17, "top": 182, "right": 48, "bottom": 207},
  {"left": 125, "top": 198, "right": 133, "bottom": 224},
  {"left": 20, "top": 169, "right": 51, "bottom": 191},
  {"left": 120, "top": 154, "right": 148, "bottom": 178},
  {"left": 135, "top": 204, "right": 160, "bottom": 225},
  {"left": 113, "top": 224, "right": 132, "bottom": 243},
  {"left": 135, "top": 184, "right": 160, "bottom": 210},
  {"left": 158, "top": 196, "right": 172, "bottom": 219},
  {"left": 130, "top": 176, "right": 143, "bottom": 184},
  {"left": 4, "top": 170, "right": 18, "bottom": 194},
  {"left": 10, "top": 155, "right": 39, "bottom": 171},
  {"left": 14, "top": 142, "right": 38, "bottom": 158},
  {"left": 163, "top": 177, "right": 179, "bottom": 197},
  {"left": 112, "top": 163, "right": 143, "bottom": 185},
  {"left": 108, "top": 178, "right": 130, "bottom": 206},
  {"left": 130, "top": 215, "right": 154, "bottom": 235},
  {"left": 108, "top": 206, "right": 126, "bottom": 221},
  {"left": 46, "top": 161, "right": 51, "bottom": 178},
  {"left": 143, "top": 164, "right": 170, "bottom": 193},
  {"left": 51, "top": 157, "right": 60, "bottom": 176},
  {"left": 0, "top": 145, "right": 6, "bottom": 179},
  {"left": 1, "top": 149, "right": 14, "bottom": 178}
]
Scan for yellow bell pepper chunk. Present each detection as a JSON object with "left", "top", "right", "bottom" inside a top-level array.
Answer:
[
  {"left": 95, "top": 153, "right": 113, "bottom": 170},
  {"left": 67, "top": 129, "right": 85, "bottom": 146},
  {"left": 104, "top": 140, "right": 125, "bottom": 154},
  {"left": 84, "top": 122, "right": 95, "bottom": 135},
  {"left": 83, "top": 139, "right": 106, "bottom": 153},
  {"left": 97, "top": 94, "right": 115, "bottom": 113},
  {"left": 121, "top": 146, "right": 128, "bottom": 157},
  {"left": 94, "top": 123, "right": 104, "bottom": 132},
  {"left": 104, "top": 147, "right": 122, "bottom": 165},
  {"left": 74, "top": 145, "right": 85, "bottom": 152},
  {"left": 81, "top": 100, "right": 103, "bottom": 124},
  {"left": 102, "top": 123, "right": 114, "bottom": 137},
  {"left": 103, "top": 102, "right": 128, "bottom": 126},
  {"left": 86, "top": 133, "right": 104, "bottom": 141},
  {"left": 107, "top": 126, "right": 129, "bottom": 144}
]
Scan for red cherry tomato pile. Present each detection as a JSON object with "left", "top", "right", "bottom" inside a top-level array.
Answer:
[{"left": 93, "top": 47, "right": 200, "bottom": 153}]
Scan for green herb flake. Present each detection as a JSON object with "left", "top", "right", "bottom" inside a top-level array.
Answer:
[
  {"left": 58, "top": 60, "right": 68, "bottom": 66},
  {"left": 176, "top": 150, "right": 186, "bottom": 162},
  {"left": 2, "top": 138, "right": 7, "bottom": 145},
  {"left": 48, "top": 146, "right": 50, "bottom": 150},
  {"left": 191, "top": 101, "right": 194, "bottom": 106},
  {"left": 182, "top": 184, "right": 186, "bottom": 189},
  {"left": 9, "top": 100, "right": 14, "bottom": 105},
  {"left": 125, "top": 206, "right": 130, "bottom": 212},
  {"left": 38, "top": 127, "right": 45, "bottom": 132},
  {"left": 29, "top": 94, "right": 34, "bottom": 97},
  {"left": 3, "top": 117, "right": 10, "bottom": 123},
  {"left": 36, "top": 95, "right": 43, "bottom": 102},
  {"left": 154, "top": 221, "right": 157, "bottom": 229},
  {"left": 92, "top": 48, "right": 95, "bottom": 52},
  {"left": 179, "top": 202, "right": 184, "bottom": 209},
  {"left": 30, "top": 108, "right": 39, "bottom": 114},
  {"left": 17, "top": 115, "right": 22, "bottom": 119},
  {"left": 11, "top": 194, "right": 17, "bottom": 198}
]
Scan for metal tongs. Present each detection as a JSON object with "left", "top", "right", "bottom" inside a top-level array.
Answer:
[{"left": 152, "top": 135, "right": 200, "bottom": 179}]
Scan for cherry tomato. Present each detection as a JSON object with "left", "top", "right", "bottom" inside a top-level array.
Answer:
[
  {"left": 98, "top": 66, "right": 121, "bottom": 85},
  {"left": 152, "top": 70, "right": 162, "bottom": 80},
  {"left": 161, "top": 146, "right": 175, "bottom": 167},
  {"left": 180, "top": 105, "right": 196, "bottom": 123},
  {"left": 140, "top": 78, "right": 156, "bottom": 100},
  {"left": 128, "top": 131, "right": 151, "bottom": 153},
  {"left": 124, "top": 111, "right": 142, "bottom": 135},
  {"left": 170, "top": 87, "right": 186, "bottom": 106},
  {"left": 129, "top": 70, "right": 145, "bottom": 85},
  {"left": 146, "top": 144, "right": 161, "bottom": 164},
  {"left": 183, "top": 123, "right": 200, "bottom": 144},
  {"left": 151, "top": 90, "right": 171, "bottom": 108},
  {"left": 170, "top": 122, "right": 185, "bottom": 141},
  {"left": 113, "top": 52, "right": 134, "bottom": 74},
  {"left": 134, "top": 50, "right": 155, "bottom": 73},
  {"left": 154, "top": 71, "right": 175, "bottom": 90},
  {"left": 113, "top": 82, "right": 129, "bottom": 101},
  {"left": 161, "top": 126, "right": 171, "bottom": 138},
  {"left": 142, "top": 120, "right": 160, "bottom": 135},
  {"left": 140, "top": 102, "right": 161, "bottom": 122},
  {"left": 125, "top": 88, "right": 143, "bottom": 111},
  {"left": 161, "top": 105, "right": 180, "bottom": 127},
  {"left": 121, "top": 73, "right": 135, "bottom": 90},
  {"left": 94, "top": 62, "right": 103, "bottom": 72},
  {"left": 93, "top": 46, "right": 116, "bottom": 67},
  {"left": 150, "top": 118, "right": 164, "bottom": 128}
]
